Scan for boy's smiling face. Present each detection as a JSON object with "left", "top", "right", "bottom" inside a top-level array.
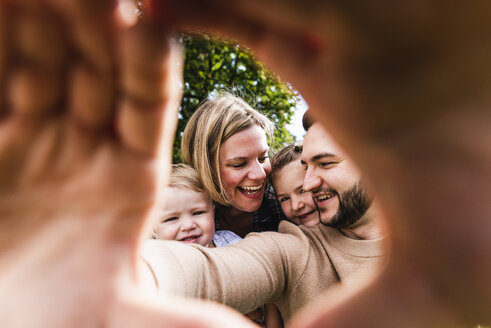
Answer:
[
  {"left": 155, "top": 186, "right": 215, "bottom": 247},
  {"left": 273, "top": 159, "right": 320, "bottom": 228}
]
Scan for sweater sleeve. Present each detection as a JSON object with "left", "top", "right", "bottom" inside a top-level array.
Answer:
[{"left": 140, "top": 223, "right": 309, "bottom": 314}]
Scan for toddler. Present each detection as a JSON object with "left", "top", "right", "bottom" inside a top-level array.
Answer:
[{"left": 153, "top": 163, "right": 241, "bottom": 247}]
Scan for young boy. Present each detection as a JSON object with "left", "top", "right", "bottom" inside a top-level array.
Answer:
[
  {"left": 270, "top": 144, "right": 320, "bottom": 228},
  {"left": 153, "top": 163, "right": 241, "bottom": 247}
]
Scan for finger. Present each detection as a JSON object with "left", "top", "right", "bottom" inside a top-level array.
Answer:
[
  {"left": 289, "top": 265, "right": 463, "bottom": 328},
  {"left": 145, "top": 0, "right": 325, "bottom": 101},
  {"left": 162, "top": 0, "right": 324, "bottom": 38},
  {"left": 110, "top": 293, "right": 256, "bottom": 328},
  {"left": 0, "top": 3, "right": 66, "bottom": 191},
  {"left": 213, "top": 0, "right": 319, "bottom": 32},
  {"left": 144, "top": 0, "right": 271, "bottom": 44},
  {"left": 0, "top": 3, "right": 8, "bottom": 119},
  {"left": 68, "top": 64, "right": 115, "bottom": 129},
  {"left": 53, "top": 0, "right": 116, "bottom": 72},
  {"left": 117, "top": 23, "right": 183, "bottom": 157},
  {"left": 52, "top": 0, "right": 119, "bottom": 130},
  {"left": 145, "top": 0, "right": 259, "bottom": 40},
  {"left": 5, "top": 4, "right": 68, "bottom": 118},
  {"left": 8, "top": 68, "right": 62, "bottom": 118},
  {"left": 14, "top": 3, "right": 67, "bottom": 70}
]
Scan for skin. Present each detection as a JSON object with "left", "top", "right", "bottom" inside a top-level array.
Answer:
[
  {"left": 155, "top": 187, "right": 215, "bottom": 247},
  {"left": 301, "top": 124, "right": 362, "bottom": 225},
  {"left": 300, "top": 123, "right": 383, "bottom": 240},
  {"left": 1, "top": 0, "right": 490, "bottom": 327},
  {"left": 218, "top": 125, "right": 271, "bottom": 213},
  {"left": 273, "top": 160, "right": 319, "bottom": 228}
]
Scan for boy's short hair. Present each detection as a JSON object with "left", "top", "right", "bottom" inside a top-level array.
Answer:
[
  {"left": 270, "top": 144, "right": 303, "bottom": 183},
  {"left": 168, "top": 163, "right": 205, "bottom": 194}
]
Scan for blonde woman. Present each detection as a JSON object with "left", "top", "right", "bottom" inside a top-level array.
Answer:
[{"left": 181, "top": 93, "right": 286, "bottom": 238}]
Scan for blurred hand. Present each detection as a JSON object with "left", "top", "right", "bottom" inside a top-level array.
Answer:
[
  {"left": 1, "top": 0, "right": 490, "bottom": 327},
  {"left": 0, "top": 0, "right": 253, "bottom": 326}
]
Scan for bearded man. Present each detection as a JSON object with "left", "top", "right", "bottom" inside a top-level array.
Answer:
[{"left": 301, "top": 116, "right": 384, "bottom": 240}]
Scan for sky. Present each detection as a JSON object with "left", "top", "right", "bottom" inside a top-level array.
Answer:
[{"left": 287, "top": 95, "right": 309, "bottom": 141}]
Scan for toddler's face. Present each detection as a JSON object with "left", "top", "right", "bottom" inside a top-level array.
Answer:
[{"left": 155, "top": 187, "right": 215, "bottom": 247}]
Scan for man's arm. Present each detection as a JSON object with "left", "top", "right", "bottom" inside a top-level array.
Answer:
[{"left": 140, "top": 227, "right": 309, "bottom": 316}]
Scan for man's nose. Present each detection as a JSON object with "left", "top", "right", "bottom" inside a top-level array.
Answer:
[{"left": 303, "top": 167, "right": 322, "bottom": 192}]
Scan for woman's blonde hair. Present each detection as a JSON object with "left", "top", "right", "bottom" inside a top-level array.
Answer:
[{"left": 181, "top": 93, "right": 273, "bottom": 205}]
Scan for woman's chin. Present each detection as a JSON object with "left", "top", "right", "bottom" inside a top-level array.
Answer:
[{"left": 232, "top": 201, "right": 262, "bottom": 213}]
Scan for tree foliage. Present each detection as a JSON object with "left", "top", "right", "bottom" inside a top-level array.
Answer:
[{"left": 174, "top": 34, "right": 298, "bottom": 163}]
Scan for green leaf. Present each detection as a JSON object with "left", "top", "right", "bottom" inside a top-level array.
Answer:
[
  {"left": 211, "top": 58, "right": 224, "bottom": 71},
  {"left": 174, "top": 33, "right": 299, "bottom": 163}
]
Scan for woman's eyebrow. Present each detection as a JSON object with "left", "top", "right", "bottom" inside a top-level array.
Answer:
[
  {"left": 223, "top": 156, "right": 248, "bottom": 162},
  {"left": 224, "top": 150, "right": 269, "bottom": 162}
]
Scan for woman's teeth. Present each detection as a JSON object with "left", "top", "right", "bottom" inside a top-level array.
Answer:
[{"left": 239, "top": 185, "right": 262, "bottom": 194}]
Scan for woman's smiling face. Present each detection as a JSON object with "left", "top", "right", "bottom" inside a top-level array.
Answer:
[{"left": 218, "top": 125, "right": 271, "bottom": 213}]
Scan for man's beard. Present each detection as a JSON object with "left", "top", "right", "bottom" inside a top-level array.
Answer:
[{"left": 318, "top": 182, "right": 372, "bottom": 229}]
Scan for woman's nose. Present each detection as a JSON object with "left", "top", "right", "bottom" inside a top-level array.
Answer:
[{"left": 248, "top": 162, "right": 267, "bottom": 180}]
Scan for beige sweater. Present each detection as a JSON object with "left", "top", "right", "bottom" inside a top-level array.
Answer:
[{"left": 141, "top": 221, "right": 386, "bottom": 320}]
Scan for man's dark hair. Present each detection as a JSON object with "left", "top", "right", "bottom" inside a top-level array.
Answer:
[{"left": 302, "top": 110, "right": 315, "bottom": 131}]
